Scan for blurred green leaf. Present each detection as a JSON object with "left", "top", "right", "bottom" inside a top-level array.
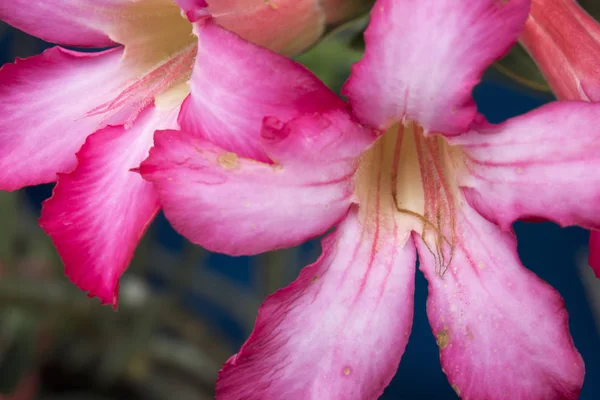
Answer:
[
  {"left": 297, "top": 16, "right": 368, "bottom": 92},
  {"left": 328, "top": 14, "right": 369, "bottom": 52},
  {"left": 297, "top": 37, "right": 363, "bottom": 92},
  {"left": 492, "top": 44, "right": 551, "bottom": 93},
  {"left": 349, "top": 30, "right": 366, "bottom": 52},
  {"left": 0, "top": 192, "right": 18, "bottom": 266},
  {"left": 0, "top": 310, "right": 38, "bottom": 394},
  {"left": 324, "top": 0, "right": 374, "bottom": 29}
]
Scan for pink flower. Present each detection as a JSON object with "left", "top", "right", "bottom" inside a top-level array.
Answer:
[
  {"left": 0, "top": 0, "right": 331, "bottom": 306},
  {"left": 520, "top": 0, "right": 600, "bottom": 278},
  {"left": 521, "top": 0, "right": 600, "bottom": 102},
  {"left": 141, "top": 0, "right": 599, "bottom": 398}
]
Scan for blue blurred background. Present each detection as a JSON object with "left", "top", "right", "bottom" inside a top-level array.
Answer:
[{"left": 0, "top": 17, "right": 599, "bottom": 400}]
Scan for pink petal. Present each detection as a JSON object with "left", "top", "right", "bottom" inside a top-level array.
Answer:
[
  {"left": 141, "top": 110, "right": 374, "bottom": 256},
  {"left": 455, "top": 101, "right": 600, "bottom": 231},
  {"left": 216, "top": 208, "right": 417, "bottom": 400},
  {"left": 589, "top": 231, "right": 600, "bottom": 278},
  {"left": 180, "top": 21, "right": 345, "bottom": 163},
  {"left": 416, "top": 205, "right": 584, "bottom": 399},
  {"left": 204, "top": 0, "right": 325, "bottom": 55},
  {"left": 343, "top": 0, "right": 529, "bottom": 134},
  {"left": 39, "top": 105, "right": 179, "bottom": 307},
  {"left": 0, "top": 46, "right": 139, "bottom": 191},
  {"left": 0, "top": 0, "right": 128, "bottom": 47}
]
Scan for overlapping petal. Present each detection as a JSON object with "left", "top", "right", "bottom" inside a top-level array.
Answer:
[
  {"left": 416, "top": 205, "right": 584, "bottom": 399},
  {"left": 179, "top": 21, "right": 345, "bottom": 162},
  {"left": 39, "top": 105, "right": 179, "bottom": 306},
  {"left": 216, "top": 207, "right": 416, "bottom": 400},
  {"left": 140, "top": 109, "right": 374, "bottom": 256},
  {"left": 343, "top": 0, "right": 530, "bottom": 135},
  {"left": 0, "top": 46, "right": 137, "bottom": 191},
  {"left": 455, "top": 101, "right": 600, "bottom": 231}
]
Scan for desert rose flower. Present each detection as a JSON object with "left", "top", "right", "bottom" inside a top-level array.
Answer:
[{"left": 141, "top": 0, "right": 598, "bottom": 398}]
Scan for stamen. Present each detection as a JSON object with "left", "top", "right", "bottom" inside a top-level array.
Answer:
[
  {"left": 356, "top": 120, "right": 458, "bottom": 275},
  {"left": 412, "top": 126, "right": 456, "bottom": 276}
]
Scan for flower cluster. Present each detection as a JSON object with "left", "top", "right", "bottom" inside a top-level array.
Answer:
[{"left": 1, "top": 0, "right": 599, "bottom": 398}]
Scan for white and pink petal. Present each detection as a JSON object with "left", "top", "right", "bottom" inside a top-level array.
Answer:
[
  {"left": 416, "top": 205, "right": 584, "bottom": 399},
  {"left": 39, "top": 105, "right": 179, "bottom": 307},
  {"left": 0, "top": 46, "right": 138, "bottom": 190},
  {"left": 456, "top": 101, "right": 600, "bottom": 231},
  {"left": 343, "top": 0, "right": 530, "bottom": 135},
  {"left": 140, "top": 109, "right": 375, "bottom": 256},
  {"left": 216, "top": 207, "right": 417, "bottom": 400}
]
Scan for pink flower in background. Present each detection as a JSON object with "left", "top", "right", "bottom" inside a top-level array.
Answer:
[
  {"left": 521, "top": 0, "right": 600, "bottom": 102},
  {"left": 141, "top": 0, "right": 600, "bottom": 398},
  {"left": 0, "top": 0, "right": 331, "bottom": 306},
  {"left": 520, "top": 0, "right": 600, "bottom": 277}
]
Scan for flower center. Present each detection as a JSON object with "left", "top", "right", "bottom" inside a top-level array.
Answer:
[
  {"left": 88, "top": 45, "right": 196, "bottom": 126},
  {"left": 355, "top": 123, "right": 464, "bottom": 275},
  {"left": 109, "top": 0, "right": 197, "bottom": 74},
  {"left": 78, "top": 0, "right": 197, "bottom": 124}
]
